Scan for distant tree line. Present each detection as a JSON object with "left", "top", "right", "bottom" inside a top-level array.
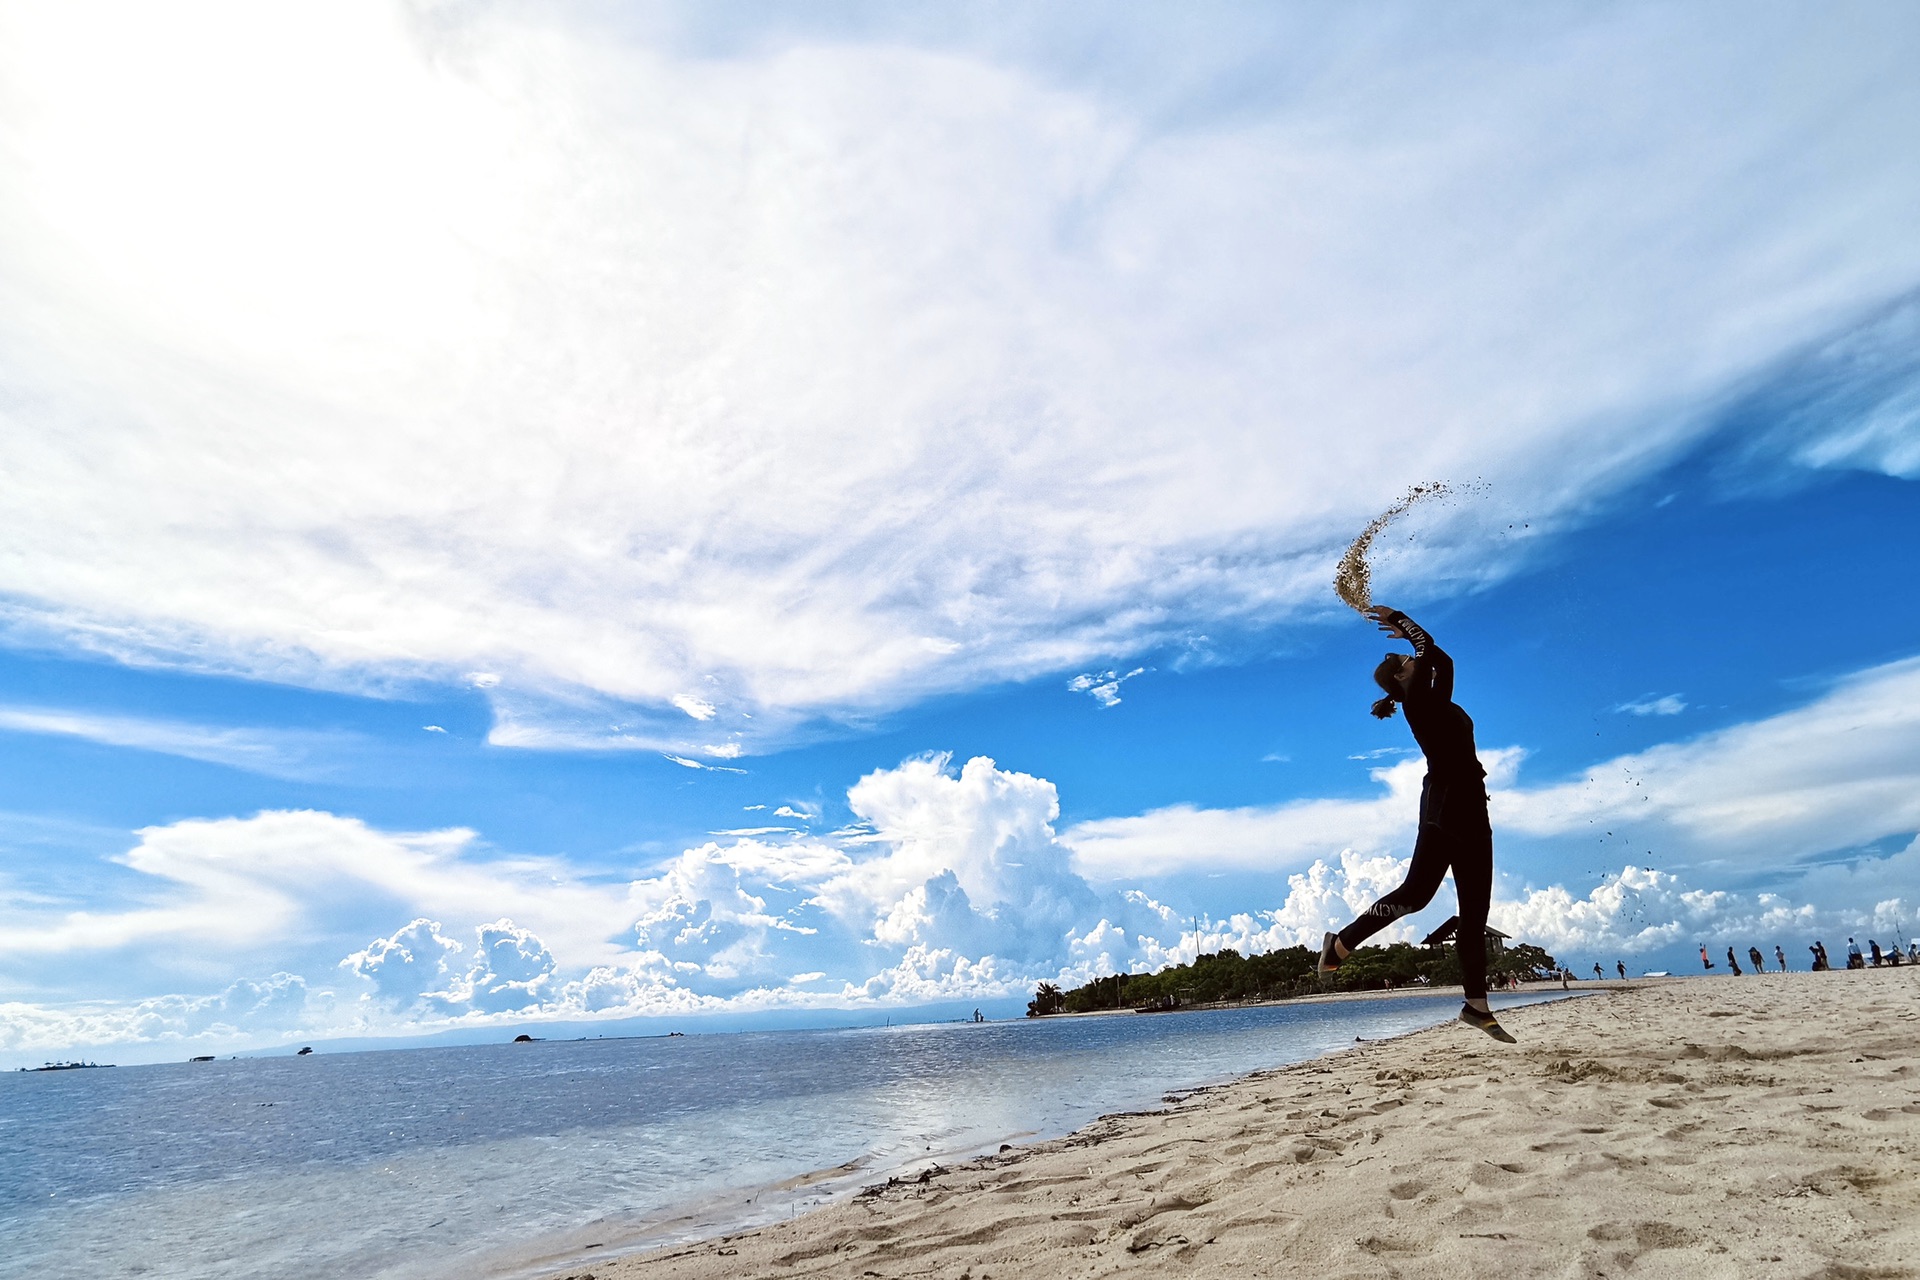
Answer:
[{"left": 1027, "top": 938, "right": 1562, "bottom": 1017}]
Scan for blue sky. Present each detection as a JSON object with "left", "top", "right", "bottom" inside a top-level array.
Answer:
[{"left": 2, "top": 1, "right": 1918, "bottom": 1066}]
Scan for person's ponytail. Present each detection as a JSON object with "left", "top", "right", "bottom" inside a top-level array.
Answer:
[{"left": 1370, "top": 655, "right": 1405, "bottom": 720}]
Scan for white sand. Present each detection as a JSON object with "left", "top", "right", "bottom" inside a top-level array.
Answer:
[{"left": 559, "top": 971, "right": 1919, "bottom": 1280}]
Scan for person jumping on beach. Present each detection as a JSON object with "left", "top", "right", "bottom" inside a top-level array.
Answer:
[{"left": 1317, "top": 606, "right": 1514, "bottom": 1043}]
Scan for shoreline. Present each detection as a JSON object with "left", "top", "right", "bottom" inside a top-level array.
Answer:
[
  {"left": 549, "top": 969, "right": 1917, "bottom": 1280},
  {"left": 487, "top": 987, "right": 1586, "bottom": 1279}
]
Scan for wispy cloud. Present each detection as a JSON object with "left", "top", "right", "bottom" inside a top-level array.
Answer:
[
  {"left": 0, "top": 705, "right": 348, "bottom": 780},
  {"left": 662, "top": 754, "right": 748, "bottom": 775},
  {"left": 0, "top": 6, "right": 1914, "bottom": 752},
  {"left": 1066, "top": 657, "right": 1920, "bottom": 882},
  {"left": 1616, "top": 694, "right": 1686, "bottom": 716}
]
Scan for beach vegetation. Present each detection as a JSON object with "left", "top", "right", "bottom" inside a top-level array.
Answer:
[{"left": 1027, "top": 936, "right": 1562, "bottom": 1016}]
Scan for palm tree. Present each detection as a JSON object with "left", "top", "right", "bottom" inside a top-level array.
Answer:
[{"left": 1027, "top": 982, "right": 1065, "bottom": 1017}]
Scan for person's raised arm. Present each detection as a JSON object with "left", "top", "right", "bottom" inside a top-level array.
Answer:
[{"left": 1365, "top": 606, "right": 1453, "bottom": 701}]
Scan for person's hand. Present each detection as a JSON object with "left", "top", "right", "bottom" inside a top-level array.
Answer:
[{"left": 1364, "top": 605, "right": 1407, "bottom": 639}]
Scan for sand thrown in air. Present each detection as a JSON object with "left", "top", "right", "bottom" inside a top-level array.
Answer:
[{"left": 1334, "top": 482, "right": 1450, "bottom": 613}]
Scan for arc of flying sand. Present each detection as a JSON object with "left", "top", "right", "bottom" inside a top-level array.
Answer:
[{"left": 1333, "top": 482, "right": 1451, "bottom": 613}]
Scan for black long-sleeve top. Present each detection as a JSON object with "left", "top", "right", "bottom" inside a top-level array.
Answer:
[{"left": 1386, "top": 610, "right": 1485, "bottom": 781}]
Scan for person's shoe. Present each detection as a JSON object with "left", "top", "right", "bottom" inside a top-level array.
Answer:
[
  {"left": 1317, "top": 931, "right": 1342, "bottom": 975},
  {"left": 1459, "top": 1004, "right": 1517, "bottom": 1043}
]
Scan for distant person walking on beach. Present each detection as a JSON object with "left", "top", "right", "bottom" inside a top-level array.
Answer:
[
  {"left": 1775, "top": 945, "right": 1787, "bottom": 972},
  {"left": 1617, "top": 961, "right": 1628, "bottom": 980},
  {"left": 1318, "top": 607, "right": 1514, "bottom": 1043},
  {"left": 1749, "top": 946, "right": 1766, "bottom": 973},
  {"left": 1593, "top": 963, "right": 1604, "bottom": 981},
  {"left": 1700, "top": 945, "right": 1715, "bottom": 971},
  {"left": 1811, "top": 941, "right": 1830, "bottom": 971},
  {"left": 1869, "top": 940, "right": 1884, "bottom": 967},
  {"left": 1847, "top": 938, "right": 1865, "bottom": 970},
  {"left": 1727, "top": 947, "right": 1742, "bottom": 975}
]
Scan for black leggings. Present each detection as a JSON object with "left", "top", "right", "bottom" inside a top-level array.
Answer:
[{"left": 1335, "top": 776, "right": 1493, "bottom": 1001}]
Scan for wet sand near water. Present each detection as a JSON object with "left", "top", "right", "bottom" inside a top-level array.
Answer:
[{"left": 569, "top": 970, "right": 1919, "bottom": 1280}]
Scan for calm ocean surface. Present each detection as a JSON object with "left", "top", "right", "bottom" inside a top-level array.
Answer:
[{"left": 1, "top": 993, "right": 1563, "bottom": 1280}]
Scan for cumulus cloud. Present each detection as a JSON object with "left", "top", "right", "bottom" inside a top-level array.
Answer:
[
  {"left": 0, "top": 972, "right": 321, "bottom": 1057},
  {"left": 820, "top": 755, "right": 1105, "bottom": 965},
  {"left": 0, "top": 5, "right": 1916, "bottom": 753},
  {"left": 9, "top": 706, "right": 1919, "bottom": 1062},
  {"left": 1495, "top": 866, "right": 1811, "bottom": 958},
  {"left": 340, "top": 918, "right": 464, "bottom": 1007},
  {"left": 450, "top": 920, "right": 559, "bottom": 1013}
]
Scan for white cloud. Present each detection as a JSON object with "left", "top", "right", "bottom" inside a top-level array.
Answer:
[
  {"left": 0, "top": 809, "right": 640, "bottom": 975},
  {"left": 449, "top": 920, "right": 560, "bottom": 1014},
  {"left": 1498, "top": 657, "right": 1920, "bottom": 867},
  {"left": 662, "top": 754, "right": 748, "bottom": 774},
  {"left": 1616, "top": 694, "right": 1686, "bottom": 716},
  {"left": 1494, "top": 864, "right": 1816, "bottom": 959},
  {"left": 9, "top": 709, "right": 1920, "bottom": 1062},
  {"left": 1068, "top": 657, "right": 1920, "bottom": 882},
  {"left": 1068, "top": 667, "right": 1147, "bottom": 708},
  {"left": 1066, "top": 750, "right": 1526, "bottom": 880},
  {"left": 672, "top": 695, "right": 718, "bottom": 721},
  {"left": 0, "top": 704, "right": 348, "bottom": 778},
  {"left": 1732, "top": 294, "right": 1920, "bottom": 480},
  {"left": 0, "top": 5, "right": 1915, "bottom": 752},
  {"left": 340, "top": 918, "right": 464, "bottom": 1008},
  {"left": 0, "top": 972, "right": 323, "bottom": 1058},
  {"left": 816, "top": 754, "right": 1105, "bottom": 964}
]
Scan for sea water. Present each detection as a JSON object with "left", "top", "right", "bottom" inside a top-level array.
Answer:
[{"left": 0, "top": 993, "right": 1563, "bottom": 1279}]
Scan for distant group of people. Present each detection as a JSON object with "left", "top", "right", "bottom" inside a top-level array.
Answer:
[{"left": 1695, "top": 937, "right": 1918, "bottom": 974}]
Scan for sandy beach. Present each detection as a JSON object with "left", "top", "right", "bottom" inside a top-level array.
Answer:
[{"left": 566, "top": 970, "right": 1918, "bottom": 1280}]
